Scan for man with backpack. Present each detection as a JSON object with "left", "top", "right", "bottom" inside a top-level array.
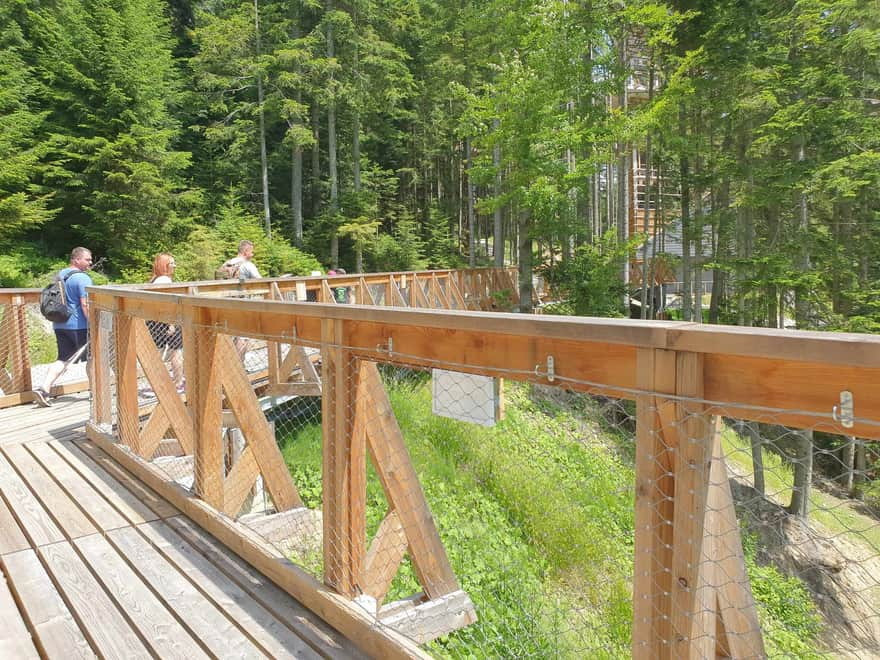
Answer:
[
  {"left": 216, "top": 240, "right": 261, "bottom": 281},
  {"left": 33, "top": 247, "right": 93, "bottom": 407}
]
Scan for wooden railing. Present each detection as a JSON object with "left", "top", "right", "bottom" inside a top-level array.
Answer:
[
  {"left": 0, "top": 268, "right": 519, "bottom": 410},
  {"left": 81, "top": 275, "right": 880, "bottom": 657},
  {"left": 0, "top": 291, "right": 37, "bottom": 406}
]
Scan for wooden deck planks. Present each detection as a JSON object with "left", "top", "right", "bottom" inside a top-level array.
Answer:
[
  {"left": 27, "top": 443, "right": 129, "bottom": 532},
  {"left": 0, "top": 569, "right": 40, "bottom": 659},
  {"left": 0, "top": 403, "right": 362, "bottom": 659},
  {"left": 0, "top": 452, "right": 64, "bottom": 546},
  {"left": 39, "top": 541, "right": 153, "bottom": 659},
  {"left": 107, "top": 525, "right": 266, "bottom": 658},
  {"left": 0, "top": 495, "right": 29, "bottom": 555},
  {"left": 74, "top": 533, "right": 210, "bottom": 660},
  {"left": 2, "top": 444, "right": 97, "bottom": 539},
  {"left": 49, "top": 441, "right": 160, "bottom": 525},
  {"left": 138, "top": 519, "right": 322, "bottom": 660},
  {"left": 1, "top": 548, "right": 94, "bottom": 659},
  {"left": 167, "top": 515, "right": 366, "bottom": 659},
  {"left": 73, "top": 439, "right": 178, "bottom": 518}
]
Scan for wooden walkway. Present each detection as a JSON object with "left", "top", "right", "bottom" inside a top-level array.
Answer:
[{"left": 0, "top": 394, "right": 363, "bottom": 659}]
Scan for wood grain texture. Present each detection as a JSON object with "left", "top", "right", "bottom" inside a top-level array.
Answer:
[
  {"left": 670, "top": 352, "right": 714, "bottom": 660},
  {"left": 26, "top": 443, "right": 127, "bottom": 533},
  {"left": 0, "top": 569, "right": 40, "bottom": 659},
  {"left": 703, "top": 426, "right": 765, "bottom": 659},
  {"left": 86, "top": 424, "right": 427, "bottom": 660},
  {"left": 106, "top": 525, "right": 264, "bottom": 658},
  {"left": 2, "top": 548, "right": 94, "bottom": 659},
  {"left": 114, "top": 313, "right": 142, "bottom": 455},
  {"left": 138, "top": 520, "right": 321, "bottom": 660},
  {"left": 74, "top": 533, "right": 209, "bottom": 660},
  {"left": 39, "top": 541, "right": 152, "bottom": 659},
  {"left": 2, "top": 444, "right": 96, "bottom": 540},
  {"left": 0, "top": 495, "right": 29, "bottom": 555},
  {"left": 358, "top": 362, "right": 458, "bottom": 599},
  {"left": 134, "top": 319, "right": 193, "bottom": 453},
  {"left": 216, "top": 335, "right": 302, "bottom": 511},
  {"left": 73, "top": 440, "right": 177, "bottom": 519},
  {"left": 51, "top": 441, "right": 159, "bottom": 525},
  {"left": 0, "top": 452, "right": 64, "bottom": 547},
  {"left": 360, "top": 509, "right": 408, "bottom": 603}
]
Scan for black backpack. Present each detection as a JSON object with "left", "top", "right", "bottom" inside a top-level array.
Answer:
[{"left": 40, "top": 270, "right": 77, "bottom": 323}]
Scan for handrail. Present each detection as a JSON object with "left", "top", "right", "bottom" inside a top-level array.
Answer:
[
  {"left": 83, "top": 281, "right": 880, "bottom": 656},
  {"left": 0, "top": 267, "right": 518, "bottom": 409}
]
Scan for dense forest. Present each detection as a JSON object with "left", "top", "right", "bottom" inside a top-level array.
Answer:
[{"left": 1, "top": 0, "right": 878, "bottom": 330}]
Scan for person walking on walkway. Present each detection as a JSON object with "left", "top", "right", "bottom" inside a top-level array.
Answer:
[
  {"left": 219, "top": 240, "right": 262, "bottom": 280},
  {"left": 147, "top": 253, "right": 185, "bottom": 393},
  {"left": 219, "top": 240, "right": 262, "bottom": 360},
  {"left": 33, "top": 247, "right": 93, "bottom": 407}
]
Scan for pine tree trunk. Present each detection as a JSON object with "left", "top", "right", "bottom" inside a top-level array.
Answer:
[
  {"left": 326, "top": 1, "right": 338, "bottom": 267},
  {"left": 852, "top": 439, "right": 866, "bottom": 500},
  {"left": 794, "top": 135, "right": 810, "bottom": 328},
  {"left": 843, "top": 435, "right": 855, "bottom": 493},
  {"left": 639, "top": 62, "right": 655, "bottom": 319},
  {"left": 493, "top": 120, "right": 504, "bottom": 267},
  {"left": 745, "top": 421, "right": 765, "bottom": 496},
  {"left": 254, "top": 0, "right": 271, "bottom": 236},
  {"left": 311, "top": 103, "right": 321, "bottom": 218},
  {"left": 466, "top": 136, "right": 476, "bottom": 267},
  {"left": 680, "top": 110, "right": 692, "bottom": 321},
  {"left": 788, "top": 429, "right": 813, "bottom": 518},
  {"left": 517, "top": 210, "right": 532, "bottom": 313}
]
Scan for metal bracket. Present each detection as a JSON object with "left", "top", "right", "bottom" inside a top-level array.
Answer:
[
  {"left": 832, "top": 391, "right": 854, "bottom": 429},
  {"left": 534, "top": 356, "right": 555, "bottom": 382}
]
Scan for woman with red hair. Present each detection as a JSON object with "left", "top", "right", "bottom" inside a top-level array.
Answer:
[{"left": 147, "top": 253, "right": 184, "bottom": 393}]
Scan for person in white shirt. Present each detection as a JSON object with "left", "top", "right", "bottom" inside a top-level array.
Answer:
[{"left": 221, "top": 240, "right": 262, "bottom": 280}]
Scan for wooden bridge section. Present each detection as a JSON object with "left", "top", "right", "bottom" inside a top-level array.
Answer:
[
  {"left": 0, "top": 268, "right": 518, "bottom": 410},
  {"left": 2, "top": 266, "right": 878, "bottom": 657},
  {"left": 0, "top": 395, "right": 363, "bottom": 659}
]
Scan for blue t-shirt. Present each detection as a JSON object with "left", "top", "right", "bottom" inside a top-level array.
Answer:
[{"left": 54, "top": 268, "right": 92, "bottom": 330}]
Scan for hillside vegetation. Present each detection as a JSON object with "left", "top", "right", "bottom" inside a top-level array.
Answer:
[{"left": 278, "top": 374, "right": 823, "bottom": 657}]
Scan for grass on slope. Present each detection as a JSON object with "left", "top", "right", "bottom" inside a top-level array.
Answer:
[{"left": 276, "top": 375, "right": 825, "bottom": 658}]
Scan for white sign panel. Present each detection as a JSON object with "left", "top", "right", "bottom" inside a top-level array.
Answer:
[{"left": 431, "top": 369, "right": 501, "bottom": 427}]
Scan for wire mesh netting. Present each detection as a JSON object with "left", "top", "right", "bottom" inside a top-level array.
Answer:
[
  {"left": 0, "top": 300, "right": 89, "bottom": 396},
  {"left": 88, "top": 300, "right": 880, "bottom": 659}
]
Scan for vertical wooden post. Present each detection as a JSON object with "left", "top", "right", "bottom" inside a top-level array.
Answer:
[
  {"left": 633, "top": 348, "right": 677, "bottom": 659},
  {"left": 385, "top": 277, "right": 394, "bottom": 307},
  {"left": 8, "top": 297, "right": 32, "bottom": 393},
  {"left": 321, "top": 318, "right": 366, "bottom": 597},
  {"left": 266, "top": 284, "right": 282, "bottom": 389},
  {"left": 88, "top": 302, "right": 112, "bottom": 429},
  {"left": 183, "top": 305, "right": 224, "bottom": 509},
  {"left": 409, "top": 274, "right": 419, "bottom": 307},
  {"left": 114, "top": 310, "right": 141, "bottom": 455},
  {"left": 671, "top": 351, "right": 714, "bottom": 657}
]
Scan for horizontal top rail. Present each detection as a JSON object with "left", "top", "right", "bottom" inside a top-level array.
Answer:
[
  {"left": 0, "top": 290, "right": 40, "bottom": 304},
  {"left": 132, "top": 267, "right": 508, "bottom": 294},
  {"left": 89, "top": 283, "right": 880, "bottom": 439},
  {"left": 90, "top": 284, "right": 880, "bottom": 370}
]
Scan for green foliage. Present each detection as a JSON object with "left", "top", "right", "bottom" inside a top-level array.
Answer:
[
  {"left": 741, "top": 533, "right": 823, "bottom": 658},
  {"left": 423, "top": 205, "right": 461, "bottom": 269},
  {"left": 369, "top": 213, "right": 427, "bottom": 272},
  {"left": 0, "top": 8, "right": 53, "bottom": 241},
  {"left": 543, "top": 231, "right": 635, "bottom": 318},
  {"left": 279, "top": 377, "right": 635, "bottom": 657}
]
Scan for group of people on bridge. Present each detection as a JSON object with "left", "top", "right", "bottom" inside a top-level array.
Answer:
[{"left": 31, "top": 240, "right": 263, "bottom": 407}]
